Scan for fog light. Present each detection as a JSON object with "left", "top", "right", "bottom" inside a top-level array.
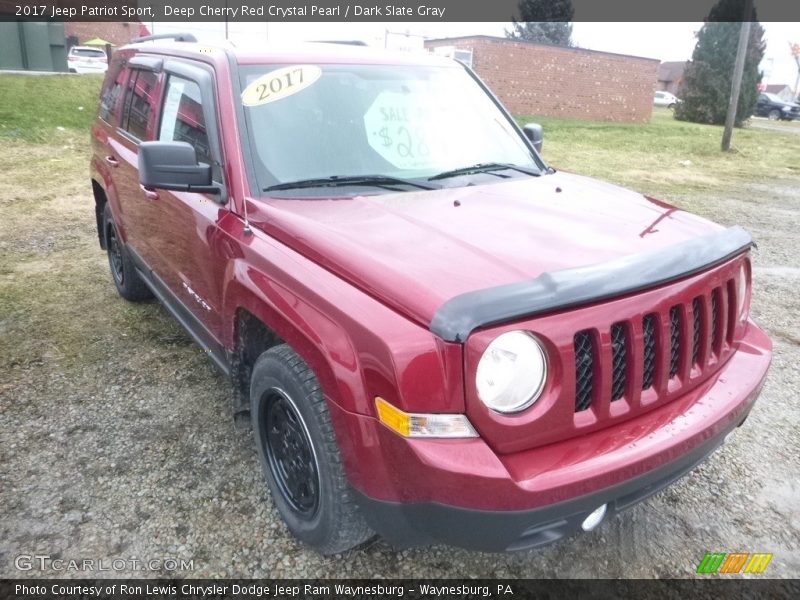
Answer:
[{"left": 581, "top": 504, "right": 607, "bottom": 531}]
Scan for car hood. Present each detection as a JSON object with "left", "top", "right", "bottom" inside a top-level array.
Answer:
[{"left": 249, "top": 171, "right": 723, "bottom": 331}]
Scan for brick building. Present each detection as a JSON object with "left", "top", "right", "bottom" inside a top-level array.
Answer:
[
  {"left": 64, "top": 21, "right": 141, "bottom": 47},
  {"left": 425, "top": 36, "right": 659, "bottom": 123}
]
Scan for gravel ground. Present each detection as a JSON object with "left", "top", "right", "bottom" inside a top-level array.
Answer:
[{"left": 0, "top": 134, "right": 798, "bottom": 579}]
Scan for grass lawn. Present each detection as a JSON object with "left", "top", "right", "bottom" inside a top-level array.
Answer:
[
  {"left": 0, "top": 73, "right": 104, "bottom": 142},
  {"left": 517, "top": 108, "right": 800, "bottom": 199}
]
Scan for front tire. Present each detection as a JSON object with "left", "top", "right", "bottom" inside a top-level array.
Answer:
[
  {"left": 250, "top": 344, "right": 373, "bottom": 554},
  {"left": 103, "top": 204, "right": 152, "bottom": 302}
]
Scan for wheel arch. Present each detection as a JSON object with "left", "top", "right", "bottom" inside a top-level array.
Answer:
[
  {"left": 225, "top": 281, "right": 363, "bottom": 425},
  {"left": 90, "top": 152, "right": 125, "bottom": 244},
  {"left": 226, "top": 281, "right": 374, "bottom": 494},
  {"left": 91, "top": 179, "right": 108, "bottom": 249}
]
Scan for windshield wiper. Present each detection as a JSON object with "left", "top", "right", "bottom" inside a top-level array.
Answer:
[
  {"left": 265, "top": 174, "right": 439, "bottom": 192},
  {"left": 428, "top": 162, "right": 541, "bottom": 181}
]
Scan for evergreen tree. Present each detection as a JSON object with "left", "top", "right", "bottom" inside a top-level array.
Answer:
[
  {"left": 506, "top": 0, "right": 574, "bottom": 47},
  {"left": 675, "top": 0, "right": 765, "bottom": 126}
]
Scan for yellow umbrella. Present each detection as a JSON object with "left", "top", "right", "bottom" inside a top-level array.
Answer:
[{"left": 83, "top": 38, "right": 114, "bottom": 47}]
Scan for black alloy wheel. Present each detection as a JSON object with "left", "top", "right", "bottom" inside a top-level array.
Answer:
[
  {"left": 260, "top": 388, "right": 320, "bottom": 517},
  {"left": 102, "top": 203, "right": 151, "bottom": 302},
  {"left": 106, "top": 221, "right": 125, "bottom": 286},
  {"left": 249, "top": 344, "right": 373, "bottom": 553}
]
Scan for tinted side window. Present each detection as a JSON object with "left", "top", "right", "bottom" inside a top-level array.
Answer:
[
  {"left": 74, "top": 48, "right": 105, "bottom": 58},
  {"left": 99, "top": 62, "right": 127, "bottom": 123},
  {"left": 159, "top": 75, "right": 218, "bottom": 179},
  {"left": 121, "top": 69, "right": 159, "bottom": 141}
]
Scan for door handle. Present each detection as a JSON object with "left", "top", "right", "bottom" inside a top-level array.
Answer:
[
  {"left": 104, "top": 155, "right": 119, "bottom": 167},
  {"left": 139, "top": 185, "right": 159, "bottom": 200}
]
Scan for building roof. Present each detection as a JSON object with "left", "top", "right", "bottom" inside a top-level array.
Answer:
[
  {"left": 423, "top": 35, "right": 659, "bottom": 62},
  {"left": 121, "top": 39, "right": 455, "bottom": 67},
  {"left": 765, "top": 84, "right": 792, "bottom": 93},
  {"left": 657, "top": 61, "right": 685, "bottom": 82}
]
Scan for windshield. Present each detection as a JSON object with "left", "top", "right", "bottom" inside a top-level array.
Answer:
[{"left": 238, "top": 63, "right": 544, "bottom": 194}]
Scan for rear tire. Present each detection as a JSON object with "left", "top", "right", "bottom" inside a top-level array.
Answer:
[
  {"left": 250, "top": 344, "right": 373, "bottom": 554},
  {"left": 103, "top": 204, "right": 152, "bottom": 302},
  {"left": 768, "top": 109, "right": 780, "bottom": 121}
]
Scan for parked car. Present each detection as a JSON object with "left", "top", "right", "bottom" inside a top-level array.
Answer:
[
  {"left": 90, "top": 34, "right": 772, "bottom": 554},
  {"left": 67, "top": 45, "right": 108, "bottom": 74},
  {"left": 755, "top": 92, "right": 800, "bottom": 120},
  {"left": 653, "top": 90, "right": 680, "bottom": 109}
]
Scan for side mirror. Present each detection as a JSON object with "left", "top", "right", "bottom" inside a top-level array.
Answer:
[
  {"left": 138, "top": 141, "right": 217, "bottom": 193},
  {"left": 523, "top": 123, "right": 543, "bottom": 154}
]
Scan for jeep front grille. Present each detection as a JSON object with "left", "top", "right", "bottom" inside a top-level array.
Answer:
[{"left": 573, "top": 282, "right": 735, "bottom": 413}]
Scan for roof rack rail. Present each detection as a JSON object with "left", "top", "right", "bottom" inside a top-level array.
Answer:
[
  {"left": 131, "top": 33, "right": 198, "bottom": 44},
  {"left": 313, "top": 40, "right": 368, "bottom": 46}
]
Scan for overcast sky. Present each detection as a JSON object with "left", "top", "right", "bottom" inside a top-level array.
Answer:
[{"left": 149, "top": 21, "right": 800, "bottom": 90}]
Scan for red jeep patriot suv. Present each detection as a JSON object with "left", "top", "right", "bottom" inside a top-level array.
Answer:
[{"left": 90, "top": 34, "right": 772, "bottom": 554}]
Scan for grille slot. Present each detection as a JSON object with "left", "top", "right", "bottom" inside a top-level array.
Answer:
[
  {"left": 574, "top": 331, "right": 594, "bottom": 412},
  {"left": 610, "top": 323, "right": 627, "bottom": 401},
  {"left": 642, "top": 314, "right": 657, "bottom": 390},
  {"left": 726, "top": 279, "right": 737, "bottom": 344},
  {"left": 669, "top": 306, "right": 681, "bottom": 378},
  {"left": 711, "top": 288, "right": 720, "bottom": 353},
  {"left": 692, "top": 297, "right": 702, "bottom": 366}
]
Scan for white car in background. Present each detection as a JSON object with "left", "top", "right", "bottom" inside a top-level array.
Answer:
[
  {"left": 67, "top": 46, "right": 108, "bottom": 74},
  {"left": 654, "top": 91, "right": 680, "bottom": 109}
]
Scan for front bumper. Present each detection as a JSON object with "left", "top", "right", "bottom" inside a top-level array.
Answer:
[
  {"left": 331, "top": 321, "right": 771, "bottom": 551},
  {"left": 354, "top": 402, "right": 757, "bottom": 551}
]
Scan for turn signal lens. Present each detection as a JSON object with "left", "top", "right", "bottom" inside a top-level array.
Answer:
[{"left": 375, "top": 397, "right": 478, "bottom": 438}]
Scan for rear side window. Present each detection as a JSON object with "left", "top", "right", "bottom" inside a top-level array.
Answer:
[
  {"left": 159, "top": 75, "right": 217, "bottom": 179},
  {"left": 121, "top": 69, "right": 159, "bottom": 141},
  {"left": 99, "top": 62, "right": 127, "bottom": 124},
  {"left": 72, "top": 48, "right": 105, "bottom": 58}
]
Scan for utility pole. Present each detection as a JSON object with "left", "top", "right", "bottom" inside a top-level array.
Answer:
[
  {"left": 791, "top": 42, "right": 800, "bottom": 98},
  {"left": 721, "top": 0, "right": 753, "bottom": 152}
]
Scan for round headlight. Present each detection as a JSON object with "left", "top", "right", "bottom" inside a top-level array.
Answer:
[
  {"left": 737, "top": 262, "right": 749, "bottom": 322},
  {"left": 475, "top": 331, "right": 547, "bottom": 414}
]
